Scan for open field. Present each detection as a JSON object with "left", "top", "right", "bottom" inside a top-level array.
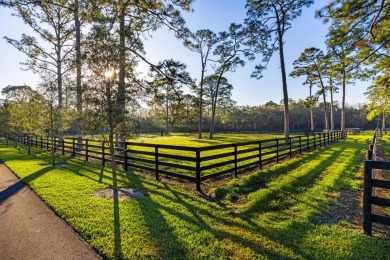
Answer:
[
  {"left": 1, "top": 133, "right": 390, "bottom": 259},
  {"left": 71, "top": 132, "right": 290, "bottom": 146}
]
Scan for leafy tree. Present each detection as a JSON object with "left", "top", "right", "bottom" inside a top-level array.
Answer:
[
  {"left": 325, "top": 24, "right": 358, "bottom": 132},
  {"left": 182, "top": 94, "right": 197, "bottom": 133},
  {"left": 290, "top": 47, "right": 330, "bottom": 132},
  {"left": 365, "top": 74, "right": 390, "bottom": 131},
  {"left": 2, "top": 0, "right": 76, "bottom": 141},
  {"left": 318, "top": 0, "right": 390, "bottom": 59},
  {"left": 2, "top": 85, "right": 48, "bottom": 153},
  {"left": 302, "top": 77, "right": 317, "bottom": 131},
  {"left": 83, "top": 15, "right": 141, "bottom": 196},
  {"left": 208, "top": 23, "right": 252, "bottom": 139},
  {"left": 201, "top": 75, "right": 233, "bottom": 137},
  {"left": 184, "top": 29, "right": 217, "bottom": 138},
  {"left": 148, "top": 59, "right": 194, "bottom": 132},
  {"left": 104, "top": 0, "right": 192, "bottom": 142},
  {"left": 245, "top": 0, "right": 313, "bottom": 140}
]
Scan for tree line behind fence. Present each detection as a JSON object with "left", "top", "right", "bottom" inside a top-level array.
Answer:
[{"left": 6, "top": 132, "right": 346, "bottom": 191}]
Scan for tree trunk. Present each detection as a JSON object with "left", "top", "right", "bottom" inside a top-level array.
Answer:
[
  {"left": 322, "top": 91, "right": 329, "bottom": 133},
  {"left": 56, "top": 32, "right": 63, "bottom": 145},
  {"left": 109, "top": 129, "right": 118, "bottom": 193},
  {"left": 309, "top": 83, "right": 314, "bottom": 131},
  {"left": 50, "top": 103, "right": 55, "bottom": 166},
  {"left": 198, "top": 61, "right": 206, "bottom": 139},
  {"left": 165, "top": 93, "right": 169, "bottom": 133},
  {"left": 75, "top": 0, "right": 83, "bottom": 148},
  {"left": 310, "top": 107, "right": 314, "bottom": 131},
  {"left": 330, "top": 84, "right": 334, "bottom": 131},
  {"left": 341, "top": 69, "right": 346, "bottom": 131},
  {"left": 209, "top": 99, "right": 216, "bottom": 139},
  {"left": 107, "top": 82, "right": 118, "bottom": 193},
  {"left": 276, "top": 20, "right": 290, "bottom": 141},
  {"left": 117, "top": 0, "right": 126, "bottom": 145},
  {"left": 382, "top": 109, "right": 386, "bottom": 132}
]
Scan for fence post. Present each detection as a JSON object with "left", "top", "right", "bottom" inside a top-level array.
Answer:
[
  {"left": 62, "top": 138, "right": 65, "bottom": 155},
  {"left": 123, "top": 142, "right": 128, "bottom": 172},
  {"left": 86, "top": 139, "right": 89, "bottom": 162},
  {"left": 327, "top": 133, "right": 330, "bottom": 145},
  {"left": 299, "top": 136, "right": 302, "bottom": 154},
  {"left": 289, "top": 137, "right": 292, "bottom": 158},
  {"left": 234, "top": 144, "right": 238, "bottom": 178},
  {"left": 155, "top": 145, "right": 159, "bottom": 180},
  {"left": 366, "top": 150, "right": 373, "bottom": 160},
  {"left": 276, "top": 139, "right": 279, "bottom": 162},
  {"left": 102, "top": 141, "right": 105, "bottom": 166},
  {"left": 72, "top": 138, "right": 76, "bottom": 157},
  {"left": 196, "top": 149, "right": 201, "bottom": 191},
  {"left": 313, "top": 134, "right": 316, "bottom": 149},
  {"left": 307, "top": 135, "right": 310, "bottom": 151},
  {"left": 258, "top": 141, "right": 262, "bottom": 169},
  {"left": 363, "top": 160, "right": 373, "bottom": 236}
]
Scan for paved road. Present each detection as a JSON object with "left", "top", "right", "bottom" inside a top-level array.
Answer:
[{"left": 0, "top": 162, "right": 101, "bottom": 260}]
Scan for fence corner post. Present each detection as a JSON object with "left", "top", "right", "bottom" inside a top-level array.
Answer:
[
  {"left": 196, "top": 149, "right": 201, "bottom": 191},
  {"left": 258, "top": 141, "right": 262, "bottom": 169},
  {"left": 86, "top": 139, "right": 89, "bottom": 162},
  {"left": 234, "top": 144, "right": 238, "bottom": 178},
  {"left": 363, "top": 160, "right": 373, "bottom": 236},
  {"left": 155, "top": 145, "right": 159, "bottom": 180}
]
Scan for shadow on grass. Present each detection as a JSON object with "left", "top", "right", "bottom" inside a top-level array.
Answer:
[
  {"left": 122, "top": 171, "right": 190, "bottom": 258},
  {"left": 113, "top": 191, "right": 122, "bottom": 259}
]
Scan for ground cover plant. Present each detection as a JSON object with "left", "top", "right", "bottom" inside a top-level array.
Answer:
[{"left": 1, "top": 133, "right": 389, "bottom": 259}]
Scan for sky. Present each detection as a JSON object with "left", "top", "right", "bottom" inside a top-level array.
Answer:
[{"left": 0, "top": 0, "right": 369, "bottom": 106}]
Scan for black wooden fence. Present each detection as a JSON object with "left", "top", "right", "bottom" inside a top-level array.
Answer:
[
  {"left": 363, "top": 132, "right": 390, "bottom": 235},
  {"left": 6, "top": 131, "right": 346, "bottom": 191}
]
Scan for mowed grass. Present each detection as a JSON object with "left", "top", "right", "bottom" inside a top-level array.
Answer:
[
  {"left": 1, "top": 134, "right": 390, "bottom": 259},
  {"left": 82, "top": 132, "right": 289, "bottom": 146}
]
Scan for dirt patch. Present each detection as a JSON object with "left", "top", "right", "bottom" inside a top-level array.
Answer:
[
  {"left": 318, "top": 190, "right": 362, "bottom": 226},
  {"left": 94, "top": 187, "right": 145, "bottom": 199}
]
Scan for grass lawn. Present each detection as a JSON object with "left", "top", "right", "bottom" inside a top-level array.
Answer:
[
  {"left": 1, "top": 133, "right": 390, "bottom": 259},
  {"left": 81, "top": 132, "right": 290, "bottom": 146}
]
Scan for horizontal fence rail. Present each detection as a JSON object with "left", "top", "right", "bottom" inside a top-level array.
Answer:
[
  {"left": 5, "top": 131, "right": 347, "bottom": 191},
  {"left": 363, "top": 131, "right": 390, "bottom": 235}
]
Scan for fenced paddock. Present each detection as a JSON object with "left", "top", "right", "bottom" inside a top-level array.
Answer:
[
  {"left": 363, "top": 132, "right": 390, "bottom": 235},
  {"left": 6, "top": 131, "right": 346, "bottom": 191}
]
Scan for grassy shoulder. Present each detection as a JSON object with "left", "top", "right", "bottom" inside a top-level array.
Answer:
[{"left": 1, "top": 134, "right": 389, "bottom": 259}]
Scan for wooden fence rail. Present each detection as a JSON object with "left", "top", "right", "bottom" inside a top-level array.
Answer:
[
  {"left": 363, "top": 132, "right": 390, "bottom": 235},
  {"left": 6, "top": 131, "right": 346, "bottom": 191}
]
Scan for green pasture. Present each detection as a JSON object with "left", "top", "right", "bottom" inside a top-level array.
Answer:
[{"left": 1, "top": 133, "right": 390, "bottom": 259}]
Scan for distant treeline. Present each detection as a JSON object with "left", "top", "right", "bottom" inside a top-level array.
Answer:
[{"left": 63, "top": 100, "right": 376, "bottom": 136}]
